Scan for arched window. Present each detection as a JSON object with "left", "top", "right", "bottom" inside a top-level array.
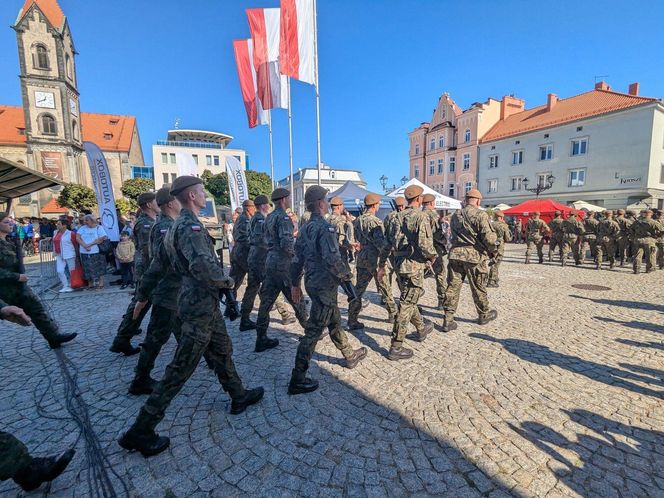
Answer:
[
  {"left": 330, "top": 170, "right": 336, "bottom": 179},
  {"left": 72, "top": 119, "right": 79, "bottom": 139},
  {"left": 464, "top": 129, "right": 471, "bottom": 143},
  {"left": 65, "top": 54, "right": 72, "bottom": 78},
  {"left": 40, "top": 114, "right": 57, "bottom": 135},
  {"left": 33, "top": 44, "right": 50, "bottom": 69}
]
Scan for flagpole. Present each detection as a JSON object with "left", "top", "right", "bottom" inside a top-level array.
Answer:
[
  {"left": 268, "top": 110, "right": 275, "bottom": 190},
  {"left": 313, "top": 0, "right": 322, "bottom": 186},
  {"left": 287, "top": 76, "right": 295, "bottom": 211}
]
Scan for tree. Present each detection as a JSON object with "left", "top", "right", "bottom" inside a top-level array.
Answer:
[
  {"left": 201, "top": 169, "right": 272, "bottom": 207},
  {"left": 115, "top": 197, "right": 137, "bottom": 215},
  {"left": 121, "top": 178, "right": 155, "bottom": 201},
  {"left": 245, "top": 170, "right": 272, "bottom": 200},
  {"left": 57, "top": 183, "right": 97, "bottom": 213}
]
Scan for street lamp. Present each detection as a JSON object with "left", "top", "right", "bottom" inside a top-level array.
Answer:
[
  {"left": 401, "top": 176, "right": 408, "bottom": 185},
  {"left": 523, "top": 174, "right": 556, "bottom": 199},
  {"left": 379, "top": 175, "right": 388, "bottom": 192}
]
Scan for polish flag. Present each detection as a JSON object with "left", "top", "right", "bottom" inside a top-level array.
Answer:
[
  {"left": 232, "top": 39, "right": 268, "bottom": 128},
  {"left": 247, "top": 8, "right": 289, "bottom": 110},
  {"left": 279, "top": 0, "right": 317, "bottom": 87}
]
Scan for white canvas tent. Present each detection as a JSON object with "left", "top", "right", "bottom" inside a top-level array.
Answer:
[
  {"left": 494, "top": 203, "right": 511, "bottom": 211},
  {"left": 572, "top": 200, "right": 604, "bottom": 212},
  {"left": 386, "top": 178, "right": 462, "bottom": 210}
]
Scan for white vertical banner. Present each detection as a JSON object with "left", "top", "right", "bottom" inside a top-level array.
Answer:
[
  {"left": 225, "top": 155, "right": 249, "bottom": 211},
  {"left": 83, "top": 141, "right": 120, "bottom": 242},
  {"left": 175, "top": 151, "right": 198, "bottom": 178}
]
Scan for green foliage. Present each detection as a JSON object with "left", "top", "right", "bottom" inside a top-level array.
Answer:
[
  {"left": 56, "top": 183, "right": 97, "bottom": 213},
  {"left": 121, "top": 178, "right": 155, "bottom": 201},
  {"left": 245, "top": 170, "right": 272, "bottom": 200},
  {"left": 201, "top": 169, "right": 272, "bottom": 206},
  {"left": 115, "top": 197, "right": 137, "bottom": 215}
]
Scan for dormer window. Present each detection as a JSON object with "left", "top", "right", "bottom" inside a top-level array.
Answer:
[
  {"left": 17, "top": 128, "right": 26, "bottom": 136},
  {"left": 103, "top": 133, "right": 113, "bottom": 140},
  {"left": 109, "top": 119, "right": 119, "bottom": 125}
]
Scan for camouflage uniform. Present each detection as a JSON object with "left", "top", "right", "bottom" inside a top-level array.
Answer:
[
  {"left": 525, "top": 218, "right": 547, "bottom": 263},
  {"left": 616, "top": 213, "right": 634, "bottom": 266},
  {"left": 328, "top": 213, "right": 353, "bottom": 275},
  {"left": 488, "top": 218, "right": 511, "bottom": 286},
  {"left": 561, "top": 216, "right": 584, "bottom": 265},
  {"left": 255, "top": 207, "right": 308, "bottom": 339},
  {"left": 229, "top": 211, "right": 252, "bottom": 292},
  {"left": 423, "top": 208, "right": 447, "bottom": 304},
  {"left": 547, "top": 215, "right": 564, "bottom": 262},
  {"left": 390, "top": 206, "right": 437, "bottom": 346},
  {"left": 655, "top": 214, "right": 664, "bottom": 270},
  {"left": 348, "top": 211, "right": 397, "bottom": 326},
  {"left": 443, "top": 205, "right": 497, "bottom": 322},
  {"left": 582, "top": 215, "right": 600, "bottom": 262},
  {"left": 596, "top": 216, "right": 620, "bottom": 269},
  {"left": 382, "top": 209, "right": 402, "bottom": 293},
  {"left": 631, "top": 215, "right": 660, "bottom": 273},
  {"left": 289, "top": 213, "right": 356, "bottom": 382}
]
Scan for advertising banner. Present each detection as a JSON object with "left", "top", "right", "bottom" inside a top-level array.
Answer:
[
  {"left": 40, "top": 151, "right": 64, "bottom": 180},
  {"left": 225, "top": 155, "right": 249, "bottom": 211},
  {"left": 83, "top": 142, "right": 120, "bottom": 242}
]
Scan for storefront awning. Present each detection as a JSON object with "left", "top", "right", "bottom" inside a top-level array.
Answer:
[{"left": 0, "top": 158, "right": 63, "bottom": 202}]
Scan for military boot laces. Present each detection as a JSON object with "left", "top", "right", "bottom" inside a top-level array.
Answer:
[
  {"left": 14, "top": 449, "right": 76, "bottom": 491},
  {"left": 230, "top": 387, "right": 265, "bottom": 414},
  {"left": 239, "top": 318, "right": 257, "bottom": 331},
  {"left": 255, "top": 336, "right": 279, "bottom": 353},
  {"left": 109, "top": 341, "right": 141, "bottom": 356},
  {"left": 387, "top": 345, "right": 413, "bottom": 361},
  {"left": 48, "top": 332, "right": 77, "bottom": 349},
  {"left": 128, "top": 376, "right": 157, "bottom": 396},
  {"left": 414, "top": 322, "right": 434, "bottom": 342},
  {"left": 345, "top": 347, "right": 367, "bottom": 369},
  {"left": 119, "top": 429, "right": 170, "bottom": 457},
  {"left": 478, "top": 309, "right": 498, "bottom": 325},
  {"left": 288, "top": 377, "right": 319, "bottom": 395}
]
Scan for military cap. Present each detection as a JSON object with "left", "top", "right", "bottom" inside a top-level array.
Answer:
[
  {"left": 554, "top": 210, "right": 562, "bottom": 215},
  {"left": 394, "top": 196, "right": 406, "bottom": 207},
  {"left": 532, "top": 211, "right": 540, "bottom": 216},
  {"left": 170, "top": 176, "right": 203, "bottom": 196},
  {"left": 569, "top": 209, "right": 578, "bottom": 215},
  {"left": 604, "top": 210, "right": 613, "bottom": 216},
  {"left": 466, "top": 188, "right": 482, "bottom": 200},
  {"left": 242, "top": 199, "right": 255, "bottom": 208},
  {"left": 404, "top": 185, "right": 423, "bottom": 200},
  {"left": 495, "top": 210, "right": 504, "bottom": 218},
  {"left": 617, "top": 209, "right": 625, "bottom": 215},
  {"left": 271, "top": 187, "right": 290, "bottom": 201},
  {"left": 627, "top": 210, "right": 636, "bottom": 216},
  {"left": 364, "top": 193, "right": 381, "bottom": 206},
  {"left": 137, "top": 192, "right": 156, "bottom": 206},
  {"left": 422, "top": 193, "right": 436, "bottom": 203},
  {"left": 254, "top": 195, "right": 270, "bottom": 206},
  {"left": 155, "top": 187, "right": 175, "bottom": 206},
  {"left": 330, "top": 196, "right": 344, "bottom": 206},
  {"left": 305, "top": 185, "right": 329, "bottom": 204}
]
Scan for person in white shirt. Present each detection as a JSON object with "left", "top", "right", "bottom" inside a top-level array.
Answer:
[
  {"left": 76, "top": 215, "right": 108, "bottom": 290},
  {"left": 53, "top": 218, "right": 78, "bottom": 292}
]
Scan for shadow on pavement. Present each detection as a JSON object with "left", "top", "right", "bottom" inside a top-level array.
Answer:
[
  {"left": 593, "top": 316, "right": 664, "bottom": 334},
  {"left": 569, "top": 294, "right": 664, "bottom": 313},
  {"left": 615, "top": 338, "right": 664, "bottom": 351}
]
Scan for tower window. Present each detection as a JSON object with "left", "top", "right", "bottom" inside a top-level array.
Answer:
[
  {"left": 72, "top": 120, "right": 79, "bottom": 140},
  {"left": 65, "top": 54, "right": 72, "bottom": 79},
  {"left": 33, "top": 44, "right": 50, "bottom": 70},
  {"left": 39, "top": 114, "right": 57, "bottom": 135}
]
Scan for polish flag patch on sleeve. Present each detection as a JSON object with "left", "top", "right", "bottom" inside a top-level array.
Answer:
[{"left": 191, "top": 225, "right": 202, "bottom": 231}]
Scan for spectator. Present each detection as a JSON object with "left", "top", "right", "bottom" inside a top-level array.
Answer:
[
  {"left": 53, "top": 218, "right": 78, "bottom": 293},
  {"left": 76, "top": 214, "right": 108, "bottom": 290},
  {"left": 72, "top": 214, "right": 85, "bottom": 231},
  {"left": 39, "top": 218, "right": 55, "bottom": 240},
  {"left": 22, "top": 218, "right": 34, "bottom": 255},
  {"left": 115, "top": 230, "right": 135, "bottom": 290},
  {"left": 225, "top": 221, "right": 234, "bottom": 253}
]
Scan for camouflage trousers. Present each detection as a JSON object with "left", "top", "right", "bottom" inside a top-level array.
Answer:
[
  {"left": 548, "top": 236, "right": 563, "bottom": 261},
  {"left": 525, "top": 236, "right": 544, "bottom": 263},
  {"left": 0, "top": 431, "right": 31, "bottom": 481},
  {"left": 596, "top": 237, "right": 616, "bottom": 268},
  {"left": 431, "top": 253, "right": 446, "bottom": 301},
  {"left": 130, "top": 293, "right": 245, "bottom": 434},
  {"left": 386, "top": 257, "right": 403, "bottom": 294},
  {"left": 581, "top": 236, "right": 598, "bottom": 262},
  {"left": 390, "top": 271, "right": 427, "bottom": 347},
  {"left": 617, "top": 237, "right": 631, "bottom": 265},
  {"left": 256, "top": 270, "right": 307, "bottom": 339},
  {"left": 656, "top": 241, "right": 664, "bottom": 269},
  {"left": 291, "top": 284, "right": 353, "bottom": 382},
  {"left": 561, "top": 236, "right": 582, "bottom": 265},
  {"left": 443, "top": 259, "right": 490, "bottom": 319},
  {"left": 112, "top": 294, "right": 151, "bottom": 346},
  {"left": 1, "top": 285, "right": 60, "bottom": 344},
  {"left": 348, "top": 266, "right": 397, "bottom": 323},
  {"left": 134, "top": 304, "right": 182, "bottom": 379},
  {"left": 240, "top": 267, "right": 291, "bottom": 321},
  {"left": 633, "top": 239, "right": 656, "bottom": 273},
  {"left": 229, "top": 253, "right": 249, "bottom": 293},
  {"left": 487, "top": 252, "right": 504, "bottom": 285}
]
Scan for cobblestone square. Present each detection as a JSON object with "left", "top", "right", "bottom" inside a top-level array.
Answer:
[{"left": 1, "top": 245, "right": 663, "bottom": 497}]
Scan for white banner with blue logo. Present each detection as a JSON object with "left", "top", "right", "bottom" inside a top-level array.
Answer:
[
  {"left": 83, "top": 141, "right": 120, "bottom": 242},
  {"left": 225, "top": 155, "right": 249, "bottom": 211}
]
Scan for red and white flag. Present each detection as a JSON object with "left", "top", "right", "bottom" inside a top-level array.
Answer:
[
  {"left": 279, "top": 0, "right": 317, "bottom": 87},
  {"left": 232, "top": 39, "right": 268, "bottom": 128},
  {"left": 247, "top": 8, "right": 289, "bottom": 110}
]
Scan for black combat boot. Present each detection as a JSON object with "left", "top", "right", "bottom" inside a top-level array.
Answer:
[
  {"left": 118, "top": 429, "right": 170, "bottom": 457},
  {"left": 13, "top": 449, "right": 76, "bottom": 491},
  {"left": 437, "top": 298, "right": 445, "bottom": 311},
  {"left": 239, "top": 317, "right": 257, "bottom": 331},
  {"left": 47, "top": 332, "right": 77, "bottom": 349},
  {"left": 132, "top": 327, "right": 143, "bottom": 337},
  {"left": 255, "top": 336, "right": 279, "bottom": 352},
  {"left": 128, "top": 376, "right": 157, "bottom": 396},
  {"left": 414, "top": 322, "right": 433, "bottom": 342},
  {"left": 387, "top": 345, "right": 413, "bottom": 361},
  {"left": 288, "top": 376, "right": 319, "bottom": 395},
  {"left": 345, "top": 347, "right": 367, "bottom": 369},
  {"left": 346, "top": 321, "right": 364, "bottom": 331},
  {"left": 538, "top": 257, "right": 544, "bottom": 264},
  {"left": 441, "top": 317, "right": 457, "bottom": 332},
  {"left": 478, "top": 309, "right": 498, "bottom": 325},
  {"left": 487, "top": 281, "right": 499, "bottom": 288},
  {"left": 109, "top": 341, "right": 141, "bottom": 356},
  {"left": 230, "top": 387, "right": 265, "bottom": 414},
  {"left": 281, "top": 314, "right": 297, "bottom": 325}
]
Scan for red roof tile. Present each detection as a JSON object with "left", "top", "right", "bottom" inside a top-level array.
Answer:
[
  {"left": 19, "top": 0, "right": 65, "bottom": 30},
  {"left": 40, "top": 197, "right": 68, "bottom": 213},
  {"left": 482, "top": 89, "right": 659, "bottom": 142},
  {"left": 0, "top": 106, "right": 27, "bottom": 145}
]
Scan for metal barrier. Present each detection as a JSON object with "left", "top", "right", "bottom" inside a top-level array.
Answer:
[{"left": 38, "top": 238, "right": 58, "bottom": 284}]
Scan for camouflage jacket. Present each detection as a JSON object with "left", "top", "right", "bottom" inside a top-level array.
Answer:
[
  {"left": 231, "top": 212, "right": 252, "bottom": 262},
  {"left": 265, "top": 207, "right": 296, "bottom": 273},
  {"left": 631, "top": 218, "right": 661, "bottom": 242},
  {"left": 247, "top": 210, "right": 268, "bottom": 269},
  {"left": 328, "top": 213, "right": 352, "bottom": 252},
  {"left": 393, "top": 206, "right": 437, "bottom": 274},
  {"left": 379, "top": 210, "right": 401, "bottom": 265},
  {"left": 616, "top": 216, "right": 634, "bottom": 239},
  {"left": 492, "top": 220, "right": 512, "bottom": 254},
  {"left": 133, "top": 211, "right": 156, "bottom": 273},
  {"left": 424, "top": 208, "right": 447, "bottom": 253},
  {"left": 0, "top": 237, "right": 25, "bottom": 302},
  {"left": 562, "top": 217, "right": 584, "bottom": 238},
  {"left": 136, "top": 214, "right": 179, "bottom": 310},
  {"left": 526, "top": 219, "right": 547, "bottom": 240},
  {"left": 583, "top": 218, "right": 599, "bottom": 238},
  {"left": 290, "top": 213, "right": 351, "bottom": 292},
  {"left": 548, "top": 217, "right": 564, "bottom": 238},
  {"left": 448, "top": 205, "right": 497, "bottom": 264},
  {"left": 353, "top": 212, "right": 388, "bottom": 269},
  {"left": 597, "top": 219, "right": 620, "bottom": 240}
]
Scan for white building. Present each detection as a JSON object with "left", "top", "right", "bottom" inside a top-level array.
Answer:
[
  {"left": 478, "top": 82, "right": 664, "bottom": 210},
  {"left": 276, "top": 164, "right": 367, "bottom": 215},
  {"left": 152, "top": 129, "right": 247, "bottom": 189}
]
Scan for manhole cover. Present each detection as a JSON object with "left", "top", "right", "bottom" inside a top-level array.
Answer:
[{"left": 571, "top": 284, "right": 612, "bottom": 291}]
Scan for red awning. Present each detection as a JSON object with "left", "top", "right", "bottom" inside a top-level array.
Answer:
[{"left": 502, "top": 199, "right": 585, "bottom": 224}]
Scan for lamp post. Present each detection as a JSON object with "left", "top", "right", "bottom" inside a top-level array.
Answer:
[
  {"left": 401, "top": 176, "right": 408, "bottom": 185},
  {"left": 379, "top": 175, "right": 388, "bottom": 193},
  {"left": 523, "top": 174, "right": 555, "bottom": 199}
]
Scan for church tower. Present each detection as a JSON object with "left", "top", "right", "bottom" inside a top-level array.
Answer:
[{"left": 12, "top": 0, "right": 84, "bottom": 184}]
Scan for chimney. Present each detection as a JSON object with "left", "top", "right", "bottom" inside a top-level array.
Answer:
[
  {"left": 595, "top": 81, "right": 611, "bottom": 91},
  {"left": 628, "top": 82, "right": 640, "bottom": 96},
  {"left": 500, "top": 95, "right": 526, "bottom": 120},
  {"left": 546, "top": 93, "right": 558, "bottom": 112}
]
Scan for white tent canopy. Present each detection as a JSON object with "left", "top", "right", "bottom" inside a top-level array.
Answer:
[
  {"left": 386, "top": 178, "right": 462, "bottom": 210},
  {"left": 494, "top": 203, "right": 512, "bottom": 211},
  {"left": 572, "top": 200, "right": 604, "bottom": 212}
]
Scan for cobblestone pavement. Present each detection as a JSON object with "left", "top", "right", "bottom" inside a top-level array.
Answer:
[{"left": 1, "top": 245, "right": 663, "bottom": 497}]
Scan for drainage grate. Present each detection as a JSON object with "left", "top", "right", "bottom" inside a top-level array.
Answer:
[{"left": 571, "top": 284, "right": 612, "bottom": 291}]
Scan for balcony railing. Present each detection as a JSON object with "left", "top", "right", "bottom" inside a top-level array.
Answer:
[{"left": 156, "top": 140, "right": 223, "bottom": 150}]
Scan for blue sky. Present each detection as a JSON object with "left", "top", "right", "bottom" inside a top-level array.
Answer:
[{"left": 1, "top": 0, "right": 663, "bottom": 192}]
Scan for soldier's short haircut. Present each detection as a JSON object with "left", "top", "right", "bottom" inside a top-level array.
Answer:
[
  {"left": 175, "top": 186, "right": 196, "bottom": 204},
  {"left": 305, "top": 200, "right": 317, "bottom": 213}
]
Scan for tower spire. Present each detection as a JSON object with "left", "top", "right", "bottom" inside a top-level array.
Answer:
[{"left": 18, "top": 0, "right": 65, "bottom": 30}]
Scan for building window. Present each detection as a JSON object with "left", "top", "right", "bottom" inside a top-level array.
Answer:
[
  {"left": 206, "top": 155, "right": 212, "bottom": 166},
  {"left": 464, "top": 129, "right": 471, "bottom": 143},
  {"left": 488, "top": 179, "right": 497, "bottom": 193},
  {"left": 661, "top": 164, "right": 664, "bottom": 183},
  {"left": 39, "top": 114, "right": 57, "bottom": 135},
  {"left": 571, "top": 138, "right": 588, "bottom": 156},
  {"left": 415, "top": 144, "right": 420, "bottom": 155},
  {"left": 438, "top": 136, "right": 445, "bottom": 148},
  {"left": 448, "top": 183, "right": 455, "bottom": 197},
  {"left": 430, "top": 138, "right": 435, "bottom": 151},
  {"left": 464, "top": 182, "right": 472, "bottom": 194},
  {"left": 569, "top": 168, "right": 586, "bottom": 187},
  {"left": 71, "top": 119, "right": 78, "bottom": 140},
  {"left": 192, "top": 154, "right": 198, "bottom": 165},
  {"left": 449, "top": 157, "right": 456, "bottom": 172},
  {"left": 463, "top": 153, "right": 470, "bottom": 170},
  {"left": 437, "top": 159, "right": 444, "bottom": 174},
  {"left": 414, "top": 166, "right": 419, "bottom": 178},
  {"left": 512, "top": 150, "right": 524, "bottom": 165},
  {"left": 103, "top": 133, "right": 113, "bottom": 140},
  {"left": 171, "top": 173, "right": 177, "bottom": 182},
  {"left": 213, "top": 156, "right": 220, "bottom": 166},
  {"left": 162, "top": 173, "right": 169, "bottom": 184},
  {"left": 429, "top": 160, "right": 435, "bottom": 176},
  {"left": 489, "top": 155, "right": 498, "bottom": 169},
  {"left": 132, "top": 166, "right": 154, "bottom": 179},
  {"left": 536, "top": 173, "right": 550, "bottom": 187},
  {"left": 169, "top": 153, "right": 176, "bottom": 164},
  {"left": 33, "top": 44, "right": 49, "bottom": 69},
  {"left": 510, "top": 177, "right": 523, "bottom": 191},
  {"left": 330, "top": 171, "right": 336, "bottom": 179},
  {"left": 161, "top": 153, "right": 168, "bottom": 164},
  {"left": 539, "top": 144, "right": 553, "bottom": 161},
  {"left": 65, "top": 54, "right": 72, "bottom": 79}
]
